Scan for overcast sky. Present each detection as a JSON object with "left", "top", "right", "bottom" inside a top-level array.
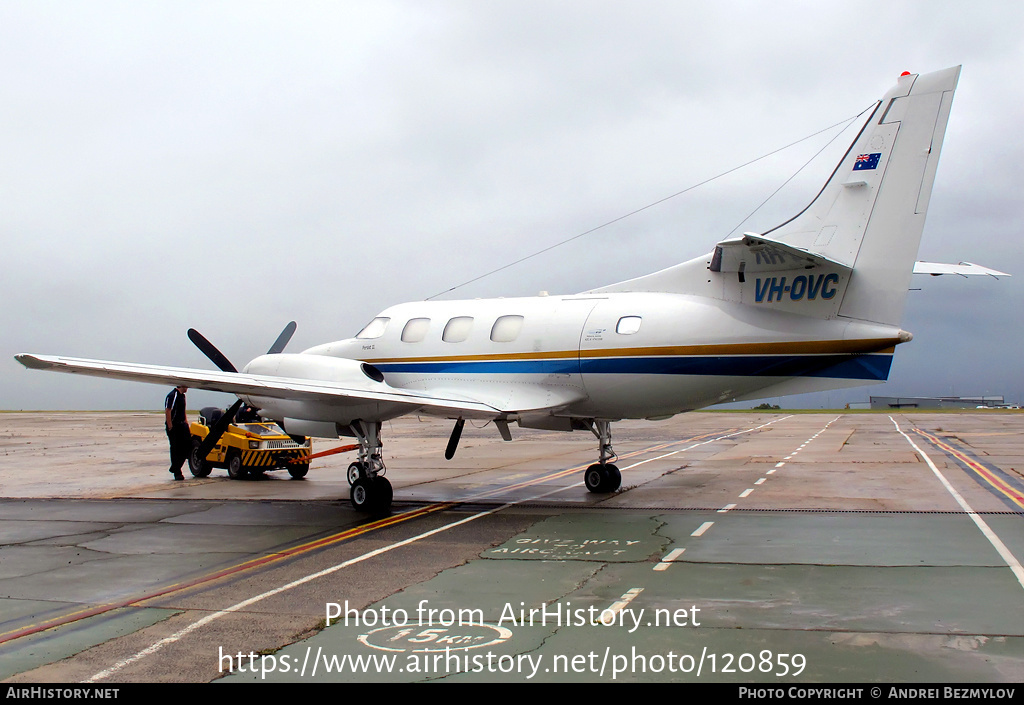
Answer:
[{"left": 3, "top": 1, "right": 1022, "bottom": 411}]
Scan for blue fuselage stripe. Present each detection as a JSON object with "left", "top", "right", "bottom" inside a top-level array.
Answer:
[{"left": 373, "top": 354, "right": 892, "bottom": 381}]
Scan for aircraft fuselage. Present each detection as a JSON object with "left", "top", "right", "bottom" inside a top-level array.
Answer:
[{"left": 242, "top": 291, "right": 905, "bottom": 428}]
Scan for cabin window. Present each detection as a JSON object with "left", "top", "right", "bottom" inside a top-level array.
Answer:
[
  {"left": 616, "top": 316, "right": 642, "bottom": 335},
  {"left": 401, "top": 318, "right": 431, "bottom": 343},
  {"left": 443, "top": 316, "right": 474, "bottom": 343},
  {"left": 490, "top": 315, "right": 524, "bottom": 343},
  {"left": 356, "top": 317, "right": 389, "bottom": 339}
]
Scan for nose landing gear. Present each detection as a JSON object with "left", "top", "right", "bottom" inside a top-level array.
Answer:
[{"left": 584, "top": 419, "right": 621, "bottom": 493}]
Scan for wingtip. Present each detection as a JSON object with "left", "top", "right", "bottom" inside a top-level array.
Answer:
[{"left": 15, "top": 354, "right": 52, "bottom": 370}]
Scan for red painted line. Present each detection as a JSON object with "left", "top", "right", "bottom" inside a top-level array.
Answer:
[
  {"left": 915, "top": 429, "right": 1024, "bottom": 509},
  {"left": 0, "top": 502, "right": 452, "bottom": 645}
]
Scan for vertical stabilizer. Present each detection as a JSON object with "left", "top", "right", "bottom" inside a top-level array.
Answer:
[{"left": 766, "top": 66, "right": 961, "bottom": 325}]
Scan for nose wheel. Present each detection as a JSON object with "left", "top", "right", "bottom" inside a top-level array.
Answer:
[{"left": 584, "top": 463, "right": 621, "bottom": 493}]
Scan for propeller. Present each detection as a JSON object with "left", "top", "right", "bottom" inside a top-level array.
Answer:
[
  {"left": 198, "top": 398, "right": 246, "bottom": 460},
  {"left": 187, "top": 329, "right": 237, "bottom": 373},
  {"left": 188, "top": 322, "right": 297, "bottom": 461},
  {"left": 267, "top": 321, "right": 297, "bottom": 355}
]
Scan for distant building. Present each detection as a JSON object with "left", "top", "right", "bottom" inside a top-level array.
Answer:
[{"left": 869, "top": 395, "right": 1006, "bottom": 410}]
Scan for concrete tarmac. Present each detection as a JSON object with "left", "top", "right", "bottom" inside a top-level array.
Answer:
[{"left": 1, "top": 411, "right": 1022, "bottom": 683}]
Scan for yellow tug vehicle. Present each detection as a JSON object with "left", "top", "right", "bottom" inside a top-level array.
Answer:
[{"left": 188, "top": 406, "right": 311, "bottom": 479}]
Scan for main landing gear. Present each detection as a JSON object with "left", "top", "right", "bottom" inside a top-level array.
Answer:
[
  {"left": 345, "top": 420, "right": 392, "bottom": 514},
  {"left": 584, "top": 420, "right": 621, "bottom": 494}
]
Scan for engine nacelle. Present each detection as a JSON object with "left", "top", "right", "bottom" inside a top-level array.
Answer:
[
  {"left": 281, "top": 418, "right": 342, "bottom": 439},
  {"left": 243, "top": 353, "right": 384, "bottom": 385},
  {"left": 240, "top": 354, "right": 398, "bottom": 431}
]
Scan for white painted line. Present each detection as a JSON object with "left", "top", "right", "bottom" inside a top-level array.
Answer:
[
  {"left": 601, "top": 587, "right": 644, "bottom": 624},
  {"left": 754, "top": 478, "right": 766, "bottom": 485},
  {"left": 691, "top": 521, "right": 714, "bottom": 537},
  {"left": 622, "top": 415, "right": 796, "bottom": 471},
  {"left": 89, "top": 416, "right": 800, "bottom": 682},
  {"left": 890, "top": 417, "right": 1024, "bottom": 593},
  {"left": 620, "top": 449, "right": 685, "bottom": 470},
  {"left": 718, "top": 503, "right": 737, "bottom": 513},
  {"left": 86, "top": 479, "right": 585, "bottom": 682},
  {"left": 775, "top": 462, "right": 786, "bottom": 468},
  {"left": 739, "top": 488, "right": 754, "bottom": 498},
  {"left": 766, "top": 469, "right": 777, "bottom": 475},
  {"left": 783, "top": 455, "right": 793, "bottom": 460},
  {"left": 663, "top": 548, "right": 686, "bottom": 562},
  {"left": 654, "top": 548, "right": 686, "bottom": 571}
]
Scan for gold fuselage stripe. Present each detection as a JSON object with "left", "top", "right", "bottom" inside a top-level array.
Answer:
[{"left": 362, "top": 338, "right": 900, "bottom": 365}]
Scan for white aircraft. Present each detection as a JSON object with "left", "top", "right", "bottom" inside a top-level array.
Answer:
[{"left": 17, "top": 66, "right": 1007, "bottom": 512}]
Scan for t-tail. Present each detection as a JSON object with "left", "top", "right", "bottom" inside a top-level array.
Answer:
[
  {"left": 595, "top": 66, "right": 962, "bottom": 329},
  {"left": 761, "top": 66, "right": 961, "bottom": 326}
]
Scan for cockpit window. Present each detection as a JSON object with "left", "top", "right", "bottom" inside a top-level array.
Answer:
[
  {"left": 356, "top": 317, "right": 389, "bottom": 339},
  {"left": 490, "top": 315, "right": 524, "bottom": 343},
  {"left": 401, "top": 318, "right": 431, "bottom": 343},
  {"left": 616, "top": 316, "right": 642, "bottom": 335}
]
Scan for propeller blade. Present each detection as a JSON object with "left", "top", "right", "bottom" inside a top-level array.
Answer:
[
  {"left": 445, "top": 418, "right": 465, "bottom": 460},
  {"left": 197, "top": 399, "right": 246, "bottom": 460},
  {"left": 187, "top": 329, "right": 238, "bottom": 373},
  {"left": 267, "top": 321, "right": 297, "bottom": 355}
]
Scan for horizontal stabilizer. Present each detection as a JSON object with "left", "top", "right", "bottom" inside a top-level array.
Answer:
[
  {"left": 913, "top": 261, "right": 1010, "bottom": 277},
  {"left": 710, "top": 232, "right": 851, "bottom": 274}
]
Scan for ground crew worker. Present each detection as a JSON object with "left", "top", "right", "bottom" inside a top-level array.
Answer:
[{"left": 165, "top": 385, "right": 190, "bottom": 480}]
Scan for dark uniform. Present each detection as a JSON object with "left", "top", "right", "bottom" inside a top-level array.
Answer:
[{"left": 165, "top": 386, "right": 190, "bottom": 480}]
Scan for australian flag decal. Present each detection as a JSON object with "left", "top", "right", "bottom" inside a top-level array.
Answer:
[{"left": 853, "top": 152, "right": 881, "bottom": 171}]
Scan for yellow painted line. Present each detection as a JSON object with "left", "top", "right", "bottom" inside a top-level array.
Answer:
[
  {"left": 0, "top": 502, "right": 454, "bottom": 645},
  {"left": 914, "top": 429, "right": 1024, "bottom": 510},
  {"left": 8, "top": 419, "right": 785, "bottom": 650},
  {"left": 5, "top": 430, "right": 713, "bottom": 645},
  {"left": 16, "top": 431, "right": 726, "bottom": 643},
  {"left": 892, "top": 418, "right": 1024, "bottom": 593}
]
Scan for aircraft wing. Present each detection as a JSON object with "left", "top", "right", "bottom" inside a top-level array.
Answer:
[
  {"left": 15, "top": 354, "right": 503, "bottom": 416},
  {"left": 913, "top": 261, "right": 1010, "bottom": 277}
]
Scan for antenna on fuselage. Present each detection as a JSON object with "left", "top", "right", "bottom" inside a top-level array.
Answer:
[{"left": 424, "top": 108, "right": 871, "bottom": 301}]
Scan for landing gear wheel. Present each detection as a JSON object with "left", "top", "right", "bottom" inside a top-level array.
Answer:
[
  {"left": 350, "top": 476, "right": 393, "bottom": 514},
  {"left": 288, "top": 462, "right": 309, "bottom": 479},
  {"left": 603, "top": 463, "right": 621, "bottom": 492},
  {"left": 347, "top": 462, "right": 367, "bottom": 486},
  {"left": 584, "top": 463, "right": 621, "bottom": 493},
  {"left": 189, "top": 436, "right": 211, "bottom": 478},
  {"left": 374, "top": 476, "right": 393, "bottom": 511},
  {"left": 584, "top": 464, "right": 606, "bottom": 493},
  {"left": 227, "top": 453, "right": 247, "bottom": 480}
]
